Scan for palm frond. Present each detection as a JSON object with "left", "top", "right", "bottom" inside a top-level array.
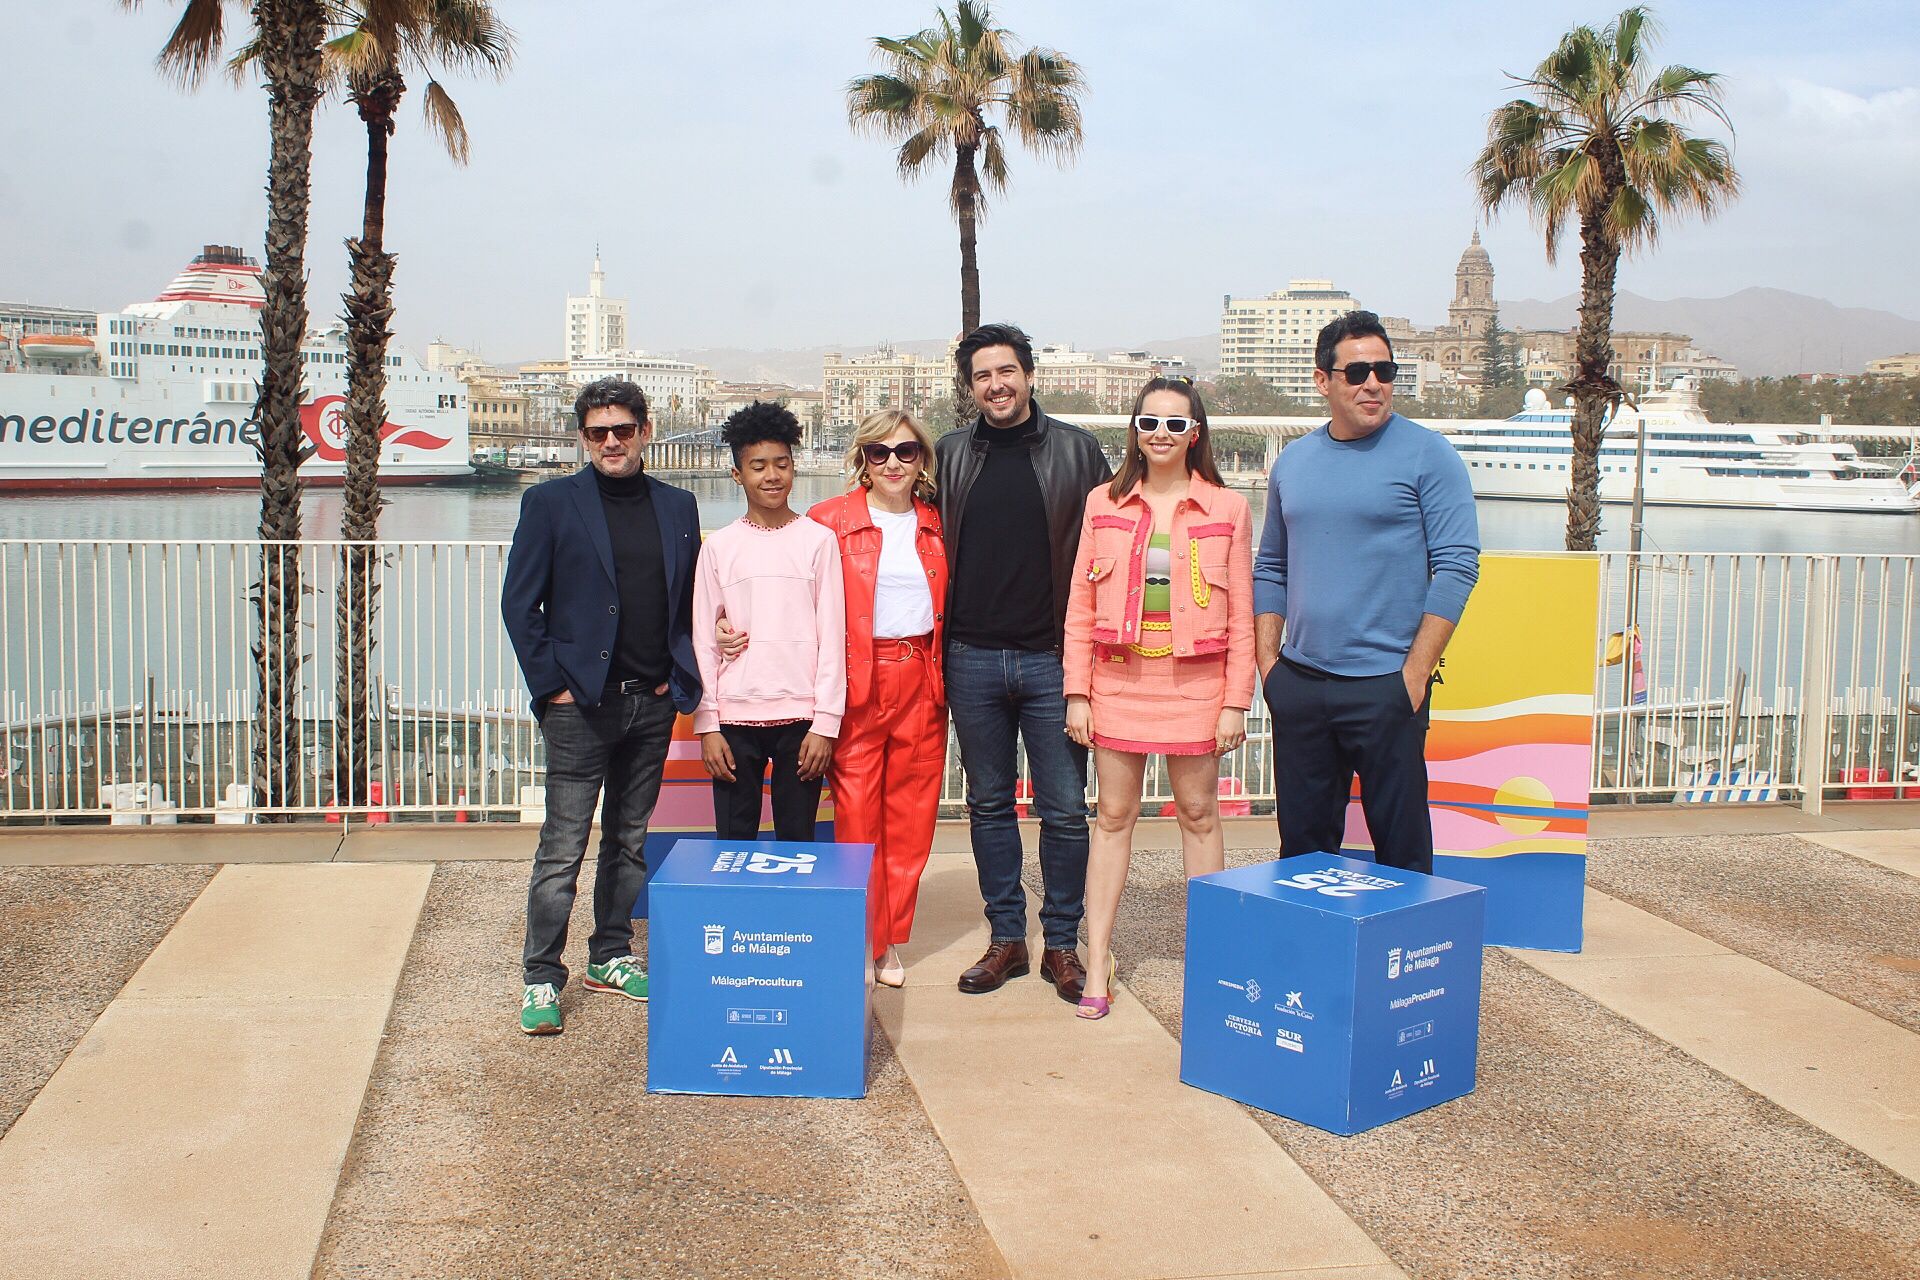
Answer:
[
  {"left": 419, "top": 78, "right": 469, "bottom": 163},
  {"left": 1611, "top": 5, "right": 1656, "bottom": 73},
  {"left": 848, "top": 72, "right": 926, "bottom": 135},
  {"left": 979, "top": 128, "right": 1010, "bottom": 193},
  {"left": 153, "top": 0, "right": 229, "bottom": 86},
  {"left": 895, "top": 123, "right": 950, "bottom": 177}
]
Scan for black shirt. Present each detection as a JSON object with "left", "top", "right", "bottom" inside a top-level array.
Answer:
[
  {"left": 947, "top": 413, "right": 1055, "bottom": 652},
  {"left": 595, "top": 468, "right": 670, "bottom": 687}
]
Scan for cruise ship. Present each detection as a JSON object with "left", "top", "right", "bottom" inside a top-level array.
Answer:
[
  {"left": 1446, "top": 384, "right": 1920, "bottom": 515},
  {"left": 0, "top": 245, "right": 469, "bottom": 490}
]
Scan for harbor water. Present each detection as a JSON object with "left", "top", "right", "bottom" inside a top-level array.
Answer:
[{"left": 9, "top": 474, "right": 1920, "bottom": 556}]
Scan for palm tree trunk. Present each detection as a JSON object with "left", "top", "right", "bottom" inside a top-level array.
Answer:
[
  {"left": 335, "top": 69, "right": 403, "bottom": 809},
  {"left": 953, "top": 143, "right": 982, "bottom": 427},
  {"left": 250, "top": 0, "right": 326, "bottom": 818},
  {"left": 1564, "top": 206, "right": 1623, "bottom": 551}
]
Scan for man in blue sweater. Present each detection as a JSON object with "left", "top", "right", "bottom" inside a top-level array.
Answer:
[{"left": 1252, "top": 311, "right": 1480, "bottom": 874}]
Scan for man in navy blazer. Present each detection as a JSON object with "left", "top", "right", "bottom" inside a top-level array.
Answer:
[{"left": 502, "top": 377, "right": 701, "bottom": 1035}]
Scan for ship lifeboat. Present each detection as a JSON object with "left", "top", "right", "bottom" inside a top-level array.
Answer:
[{"left": 18, "top": 334, "right": 95, "bottom": 360}]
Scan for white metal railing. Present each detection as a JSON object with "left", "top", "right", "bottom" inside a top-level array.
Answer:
[{"left": 4, "top": 541, "right": 1917, "bottom": 823}]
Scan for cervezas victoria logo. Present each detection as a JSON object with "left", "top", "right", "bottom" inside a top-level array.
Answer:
[{"left": 299, "top": 395, "right": 452, "bottom": 462}]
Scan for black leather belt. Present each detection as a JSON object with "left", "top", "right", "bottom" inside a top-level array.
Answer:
[{"left": 616, "top": 679, "right": 658, "bottom": 695}]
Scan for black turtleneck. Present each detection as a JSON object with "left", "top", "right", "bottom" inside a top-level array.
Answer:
[
  {"left": 595, "top": 467, "right": 669, "bottom": 687},
  {"left": 948, "top": 409, "right": 1054, "bottom": 652}
]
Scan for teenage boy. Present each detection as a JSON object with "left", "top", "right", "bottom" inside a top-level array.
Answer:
[
  {"left": 693, "top": 402, "right": 847, "bottom": 838},
  {"left": 501, "top": 377, "right": 702, "bottom": 1036}
]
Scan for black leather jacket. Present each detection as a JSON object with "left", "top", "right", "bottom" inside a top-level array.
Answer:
[{"left": 935, "top": 404, "right": 1114, "bottom": 650}]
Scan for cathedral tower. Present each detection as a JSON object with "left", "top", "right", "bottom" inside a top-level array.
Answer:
[{"left": 1448, "top": 229, "right": 1496, "bottom": 338}]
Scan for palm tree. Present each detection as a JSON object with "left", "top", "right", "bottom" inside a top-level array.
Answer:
[
  {"left": 1473, "top": 6, "right": 1738, "bottom": 550},
  {"left": 847, "top": 0, "right": 1085, "bottom": 342},
  {"left": 292, "top": 1, "right": 512, "bottom": 807},
  {"left": 133, "top": 0, "right": 329, "bottom": 815}
]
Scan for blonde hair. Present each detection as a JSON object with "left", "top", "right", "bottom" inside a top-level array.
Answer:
[{"left": 845, "top": 408, "right": 937, "bottom": 502}]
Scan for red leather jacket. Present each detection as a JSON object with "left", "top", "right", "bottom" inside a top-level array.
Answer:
[{"left": 809, "top": 489, "right": 949, "bottom": 709}]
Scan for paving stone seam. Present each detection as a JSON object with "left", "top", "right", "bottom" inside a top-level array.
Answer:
[{"left": 1514, "top": 889, "right": 1920, "bottom": 1184}]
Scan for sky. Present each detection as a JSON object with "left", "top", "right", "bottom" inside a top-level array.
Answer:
[{"left": 3, "top": 1, "right": 1916, "bottom": 364}]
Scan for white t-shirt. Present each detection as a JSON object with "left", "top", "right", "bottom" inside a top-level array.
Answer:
[{"left": 872, "top": 507, "right": 936, "bottom": 638}]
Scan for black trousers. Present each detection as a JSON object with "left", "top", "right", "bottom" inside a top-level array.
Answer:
[
  {"left": 710, "top": 720, "right": 825, "bottom": 842},
  {"left": 1263, "top": 657, "right": 1434, "bottom": 875}
]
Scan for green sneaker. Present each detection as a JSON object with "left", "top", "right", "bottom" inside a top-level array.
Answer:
[
  {"left": 583, "top": 956, "right": 649, "bottom": 1002},
  {"left": 520, "top": 982, "right": 562, "bottom": 1035}
]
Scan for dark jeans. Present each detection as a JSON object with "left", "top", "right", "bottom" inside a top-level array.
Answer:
[
  {"left": 523, "top": 688, "right": 676, "bottom": 988},
  {"left": 944, "top": 641, "right": 1090, "bottom": 950},
  {"left": 1263, "top": 656, "right": 1434, "bottom": 875},
  {"left": 710, "top": 720, "right": 825, "bottom": 842}
]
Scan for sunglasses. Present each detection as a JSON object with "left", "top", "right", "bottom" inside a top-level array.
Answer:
[
  {"left": 1136, "top": 415, "right": 1196, "bottom": 436},
  {"left": 862, "top": 440, "right": 924, "bottom": 466},
  {"left": 1323, "top": 360, "right": 1399, "bottom": 386},
  {"left": 582, "top": 422, "right": 640, "bottom": 443}
]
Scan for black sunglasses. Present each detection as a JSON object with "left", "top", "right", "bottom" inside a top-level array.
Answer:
[
  {"left": 1322, "top": 360, "right": 1399, "bottom": 386},
  {"left": 582, "top": 422, "right": 640, "bottom": 443},
  {"left": 1135, "top": 415, "right": 1196, "bottom": 435},
  {"left": 862, "top": 440, "right": 924, "bottom": 466}
]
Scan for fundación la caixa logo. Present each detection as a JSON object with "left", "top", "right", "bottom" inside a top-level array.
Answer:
[{"left": 709, "top": 849, "right": 818, "bottom": 875}]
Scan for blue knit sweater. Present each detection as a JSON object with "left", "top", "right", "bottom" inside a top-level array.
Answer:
[{"left": 1252, "top": 414, "right": 1481, "bottom": 676}]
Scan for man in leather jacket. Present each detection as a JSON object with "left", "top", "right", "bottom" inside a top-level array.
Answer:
[{"left": 935, "top": 323, "right": 1113, "bottom": 1004}]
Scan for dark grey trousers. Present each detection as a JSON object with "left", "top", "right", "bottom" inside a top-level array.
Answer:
[{"left": 523, "top": 687, "right": 676, "bottom": 988}]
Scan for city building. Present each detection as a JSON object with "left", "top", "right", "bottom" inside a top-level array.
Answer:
[
  {"left": 568, "top": 351, "right": 712, "bottom": 430},
  {"left": 1387, "top": 232, "right": 1734, "bottom": 396},
  {"left": 708, "top": 383, "right": 827, "bottom": 447},
  {"left": 464, "top": 378, "right": 529, "bottom": 454},
  {"left": 1219, "top": 281, "right": 1363, "bottom": 402},
  {"left": 821, "top": 346, "right": 952, "bottom": 426},
  {"left": 1031, "top": 345, "right": 1158, "bottom": 411},
  {"left": 565, "top": 251, "right": 628, "bottom": 363},
  {"left": 1867, "top": 352, "right": 1920, "bottom": 379}
]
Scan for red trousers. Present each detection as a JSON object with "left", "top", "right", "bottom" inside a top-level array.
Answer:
[{"left": 829, "top": 641, "right": 946, "bottom": 959}]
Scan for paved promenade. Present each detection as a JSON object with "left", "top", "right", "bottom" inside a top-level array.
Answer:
[{"left": 1, "top": 806, "right": 1917, "bottom": 1279}]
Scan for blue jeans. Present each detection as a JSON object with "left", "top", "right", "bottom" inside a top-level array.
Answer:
[
  {"left": 523, "top": 688, "right": 676, "bottom": 988},
  {"left": 944, "top": 641, "right": 1090, "bottom": 951}
]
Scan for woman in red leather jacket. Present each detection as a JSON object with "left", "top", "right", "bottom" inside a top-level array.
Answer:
[{"left": 808, "top": 409, "right": 949, "bottom": 987}]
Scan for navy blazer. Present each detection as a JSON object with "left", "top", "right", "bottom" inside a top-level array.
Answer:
[{"left": 501, "top": 467, "right": 702, "bottom": 714}]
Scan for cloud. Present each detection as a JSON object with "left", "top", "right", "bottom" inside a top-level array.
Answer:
[{"left": 1773, "top": 79, "right": 1919, "bottom": 129}]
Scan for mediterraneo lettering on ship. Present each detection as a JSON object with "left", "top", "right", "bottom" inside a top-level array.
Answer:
[{"left": 0, "top": 408, "right": 261, "bottom": 449}]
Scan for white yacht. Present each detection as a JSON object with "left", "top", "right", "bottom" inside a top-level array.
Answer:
[{"left": 1443, "top": 383, "right": 1920, "bottom": 515}]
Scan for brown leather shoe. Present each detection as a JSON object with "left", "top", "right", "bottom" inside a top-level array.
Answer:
[
  {"left": 1040, "top": 948, "right": 1087, "bottom": 1003},
  {"left": 958, "top": 939, "right": 1030, "bottom": 993}
]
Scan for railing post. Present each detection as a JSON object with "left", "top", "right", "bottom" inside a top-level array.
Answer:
[{"left": 1798, "top": 556, "right": 1835, "bottom": 815}]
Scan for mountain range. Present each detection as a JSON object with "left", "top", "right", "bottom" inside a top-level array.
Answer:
[
  {"left": 627, "top": 289, "right": 1919, "bottom": 386},
  {"left": 1497, "top": 289, "right": 1920, "bottom": 379}
]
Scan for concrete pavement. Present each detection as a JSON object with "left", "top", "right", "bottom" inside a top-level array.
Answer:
[{"left": 1, "top": 808, "right": 1918, "bottom": 1278}]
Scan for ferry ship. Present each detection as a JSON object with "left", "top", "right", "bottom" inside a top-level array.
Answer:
[
  {"left": 1446, "top": 384, "right": 1920, "bottom": 515},
  {"left": 0, "top": 245, "right": 469, "bottom": 490}
]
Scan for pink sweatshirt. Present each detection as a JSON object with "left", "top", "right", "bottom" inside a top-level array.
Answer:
[{"left": 692, "top": 515, "right": 847, "bottom": 736}]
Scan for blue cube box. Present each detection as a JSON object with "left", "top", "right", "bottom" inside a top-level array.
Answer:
[
  {"left": 647, "top": 838, "right": 873, "bottom": 1098},
  {"left": 1180, "top": 853, "right": 1486, "bottom": 1135}
]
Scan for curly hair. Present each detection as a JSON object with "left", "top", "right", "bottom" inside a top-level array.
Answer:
[{"left": 720, "top": 400, "right": 803, "bottom": 464}]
